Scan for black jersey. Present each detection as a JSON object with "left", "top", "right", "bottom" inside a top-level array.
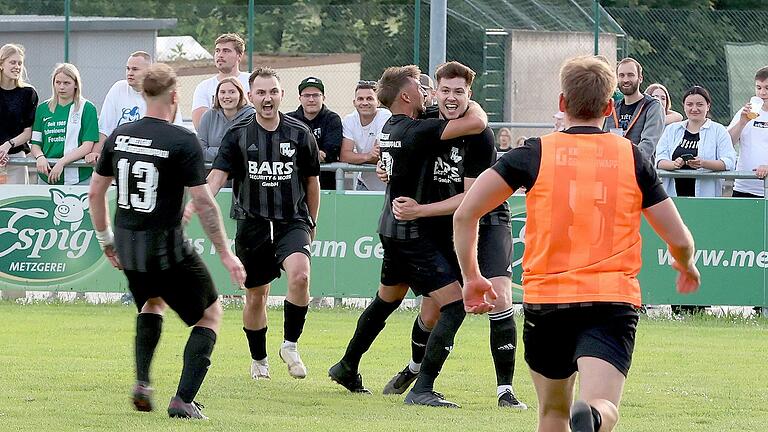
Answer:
[
  {"left": 96, "top": 117, "right": 207, "bottom": 230},
  {"left": 426, "top": 127, "right": 511, "bottom": 229},
  {"left": 213, "top": 112, "right": 320, "bottom": 222},
  {"left": 377, "top": 114, "right": 450, "bottom": 240},
  {"left": 95, "top": 117, "right": 207, "bottom": 271}
]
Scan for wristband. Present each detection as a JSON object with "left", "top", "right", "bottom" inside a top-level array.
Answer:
[
  {"left": 35, "top": 154, "right": 45, "bottom": 160},
  {"left": 8, "top": 139, "right": 15, "bottom": 148},
  {"left": 95, "top": 228, "right": 115, "bottom": 250}
]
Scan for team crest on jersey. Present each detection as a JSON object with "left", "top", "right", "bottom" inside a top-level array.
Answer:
[
  {"left": 449, "top": 147, "right": 462, "bottom": 163},
  {"left": 280, "top": 142, "right": 296, "bottom": 157}
]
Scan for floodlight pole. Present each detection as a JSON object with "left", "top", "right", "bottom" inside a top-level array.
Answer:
[
  {"left": 413, "top": 0, "right": 421, "bottom": 66},
  {"left": 593, "top": 0, "right": 600, "bottom": 55},
  {"left": 428, "top": 0, "right": 447, "bottom": 78}
]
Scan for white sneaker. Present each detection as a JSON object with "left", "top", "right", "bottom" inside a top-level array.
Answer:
[
  {"left": 250, "top": 358, "right": 271, "bottom": 380},
  {"left": 279, "top": 343, "right": 307, "bottom": 379}
]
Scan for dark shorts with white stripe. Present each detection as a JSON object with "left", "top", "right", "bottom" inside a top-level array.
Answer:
[
  {"left": 379, "top": 234, "right": 459, "bottom": 296},
  {"left": 124, "top": 253, "right": 219, "bottom": 326},
  {"left": 478, "top": 224, "right": 513, "bottom": 279},
  {"left": 235, "top": 216, "right": 312, "bottom": 288},
  {"left": 522, "top": 303, "right": 639, "bottom": 379}
]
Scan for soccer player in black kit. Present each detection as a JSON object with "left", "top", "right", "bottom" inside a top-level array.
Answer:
[
  {"left": 88, "top": 63, "right": 247, "bottom": 420},
  {"left": 381, "top": 61, "right": 527, "bottom": 409},
  {"left": 328, "top": 65, "right": 488, "bottom": 408},
  {"left": 194, "top": 67, "right": 320, "bottom": 380}
]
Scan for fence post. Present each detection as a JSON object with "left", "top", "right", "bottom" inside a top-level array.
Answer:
[
  {"left": 428, "top": 0, "right": 446, "bottom": 77},
  {"left": 64, "top": 0, "right": 71, "bottom": 62},
  {"left": 248, "top": 0, "right": 254, "bottom": 72},
  {"left": 413, "top": 0, "right": 421, "bottom": 66},
  {"left": 593, "top": 0, "right": 600, "bottom": 55},
  {"left": 335, "top": 168, "right": 345, "bottom": 192}
]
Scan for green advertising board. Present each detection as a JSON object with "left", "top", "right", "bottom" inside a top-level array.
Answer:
[{"left": 0, "top": 186, "right": 765, "bottom": 306}]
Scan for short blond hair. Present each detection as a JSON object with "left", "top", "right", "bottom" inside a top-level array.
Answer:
[
  {"left": 560, "top": 56, "right": 616, "bottom": 121},
  {"left": 129, "top": 51, "right": 152, "bottom": 62},
  {"left": 215, "top": 33, "right": 245, "bottom": 55},
  {"left": 142, "top": 63, "right": 176, "bottom": 100},
  {"left": 377, "top": 65, "right": 420, "bottom": 109}
]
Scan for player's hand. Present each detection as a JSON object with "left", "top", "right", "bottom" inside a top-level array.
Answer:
[
  {"left": 462, "top": 276, "right": 497, "bottom": 314},
  {"left": 182, "top": 201, "right": 196, "bottom": 224},
  {"left": 672, "top": 259, "right": 700, "bottom": 294},
  {"left": 48, "top": 161, "right": 64, "bottom": 183},
  {"left": 103, "top": 245, "right": 123, "bottom": 270},
  {"left": 376, "top": 161, "right": 389, "bottom": 183},
  {"left": 221, "top": 251, "right": 247, "bottom": 288},
  {"left": 686, "top": 157, "right": 703, "bottom": 169},
  {"left": 84, "top": 152, "right": 100, "bottom": 164},
  {"left": 672, "top": 157, "right": 684, "bottom": 169},
  {"left": 35, "top": 156, "right": 50, "bottom": 176},
  {"left": 754, "top": 165, "right": 768, "bottom": 179},
  {"left": 319, "top": 150, "right": 327, "bottom": 163},
  {"left": 392, "top": 196, "right": 422, "bottom": 221}
]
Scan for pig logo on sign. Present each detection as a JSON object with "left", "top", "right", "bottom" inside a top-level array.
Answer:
[{"left": 51, "top": 190, "right": 89, "bottom": 231}]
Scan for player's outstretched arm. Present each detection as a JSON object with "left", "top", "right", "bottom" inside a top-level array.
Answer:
[
  {"left": 643, "top": 198, "right": 700, "bottom": 294},
  {"left": 454, "top": 170, "right": 513, "bottom": 313},
  {"left": 440, "top": 101, "right": 488, "bottom": 141},
  {"left": 88, "top": 173, "right": 122, "bottom": 269},
  {"left": 189, "top": 184, "right": 246, "bottom": 286}
]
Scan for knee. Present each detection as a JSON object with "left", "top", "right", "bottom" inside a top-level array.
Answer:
[
  {"left": 420, "top": 302, "right": 440, "bottom": 329},
  {"left": 287, "top": 268, "right": 310, "bottom": 290},
  {"left": 141, "top": 298, "right": 166, "bottom": 315},
  {"left": 204, "top": 300, "right": 223, "bottom": 323},
  {"left": 245, "top": 290, "right": 269, "bottom": 308},
  {"left": 538, "top": 400, "right": 571, "bottom": 420}
]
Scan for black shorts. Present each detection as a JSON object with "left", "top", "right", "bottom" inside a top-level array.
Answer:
[
  {"left": 379, "top": 234, "right": 459, "bottom": 296},
  {"left": 523, "top": 303, "right": 639, "bottom": 379},
  {"left": 124, "top": 253, "right": 219, "bottom": 326},
  {"left": 478, "top": 224, "right": 513, "bottom": 279},
  {"left": 235, "top": 217, "right": 312, "bottom": 288}
]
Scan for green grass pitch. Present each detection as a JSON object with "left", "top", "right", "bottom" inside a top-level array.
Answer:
[{"left": 0, "top": 303, "right": 766, "bottom": 431}]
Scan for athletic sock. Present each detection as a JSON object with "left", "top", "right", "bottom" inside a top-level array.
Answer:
[
  {"left": 489, "top": 307, "right": 517, "bottom": 387},
  {"left": 244, "top": 327, "right": 268, "bottom": 361},
  {"left": 283, "top": 300, "right": 308, "bottom": 343},
  {"left": 340, "top": 294, "right": 401, "bottom": 371},
  {"left": 176, "top": 326, "right": 217, "bottom": 403},
  {"left": 412, "top": 300, "right": 465, "bottom": 393},
  {"left": 135, "top": 313, "right": 163, "bottom": 384},
  {"left": 410, "top": 315, "right": 432, "bottom": 367},
  {"left": 497, "top": 384, "right": 513, "bottom": 398}
]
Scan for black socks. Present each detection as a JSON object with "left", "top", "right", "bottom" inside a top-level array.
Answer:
[
  {"left": 135, "top": 313, "right": 163, "bottom": 384},
  {"left": 284, "top": 300, "right": 309, "bottom": 343},
  {"left": 412, "top": 300, "right": 466, "bottom": 393},
  {"left": 176, "top": 326, "right": 217, "bottom": 403},
  {"left": 489, "top": 308, "right": 517, "bottom": 386},
  {"left": 340, "top": 294, "right": 402, "bottom": 371},
  {"left": 244, "top": 327, "right": 268, "bottom": 361},
  {"left": 410, "top": 315, "right": 432, "bottom": 365}
]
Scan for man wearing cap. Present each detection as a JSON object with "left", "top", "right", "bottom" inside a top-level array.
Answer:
[
  {"left": 287, "top": 77, "right": 343, "bottom": 190},
  {"left": 419, "top": 74, "right": 438, "bottom": 107}
]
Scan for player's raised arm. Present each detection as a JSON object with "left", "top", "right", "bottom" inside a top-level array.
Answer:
[
  {"left": 440, "top": 101, "right": 488, "bottom": 140},
  {"left": 189, "top": 184, "right": 246, "bottom": 285}
]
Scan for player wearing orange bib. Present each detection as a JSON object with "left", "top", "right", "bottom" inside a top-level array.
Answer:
[{"left": 453, "top": 56, "right": 700, "bottom": 432}]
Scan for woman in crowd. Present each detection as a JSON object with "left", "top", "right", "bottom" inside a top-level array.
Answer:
[
  {"left": 197, "top": 76, "right": 254, "bottom": 163},
  {"left": 646, "top": 83, "right": 684, "bottom": 125},
  {"left": 0, "top": 44, "right": 38, "bottom": 184},
  {"left": 496, "top": 127, "right": 512, "bottom": 151},
  {"left": 656, "top": 85, "right": 736, "bottom": 197},
  {"left": 30, "top": 63, "right": 99, "bottom": 185}
]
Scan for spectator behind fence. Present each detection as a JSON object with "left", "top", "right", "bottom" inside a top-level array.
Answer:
[
  {"left": 604, "top": 57, "right": 665, "bottom": 162},
  {"left": 287, "top": 77, "right": 342, "bottom": 190},
  {"left": 0, "top": 43, "right": 38, "bottom": 184},
  {"left": 645, "top": 83, "right": 684, "bottom": 125},
  {"left": 728, "top": 66, "right": 768, "bottom": 198},
  {"left": 656, "top": 86, "right": 736, "bottom": 197},
  {"left": 496, "top": 127, "right": 512, "bottom": 151},
  {"left": 30, "top": 63, "right": 98, "bottom": 185},
  {"left": 191, "top": 33, "right": 250, "bottom": 131},
  {"left": 340, "top": 80, "right": 390, "bottom": 191},
  {"left": 198, "top": 77, "right": 255, "bottom": 163},
  {"left": 87, "top": 51, "right": 184, "bottom": 165},
  {"left": 419, "top": 73, "right": 437, "bottom": 107}
]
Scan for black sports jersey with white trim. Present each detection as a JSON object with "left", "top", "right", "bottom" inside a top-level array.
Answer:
[
  {"left": 426, "top": 127, "right": 510, "bottom": 228},
  {"left": 213, "top": 112, "right": 320, "bottom": 222},
  {"left": 377, "top": 114, "right": 448, "bottom": 240}
]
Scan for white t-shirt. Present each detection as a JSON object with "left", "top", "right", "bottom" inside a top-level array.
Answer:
[
  {"left": 99, "top": 80, "right": 183, "bottom": 137},
  {"left": 191, "top": 72, "right": 251, "bottom": 111},
  {"left": 729, "top": 107, "right": 768, "bottom": 196},
  {"left": 342, "top": 108, "right": 391, "bottom": 191}
]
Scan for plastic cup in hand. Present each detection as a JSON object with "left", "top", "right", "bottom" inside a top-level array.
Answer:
[{"left": 747, "top": 96, "right": 764, "bottom": 120}]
